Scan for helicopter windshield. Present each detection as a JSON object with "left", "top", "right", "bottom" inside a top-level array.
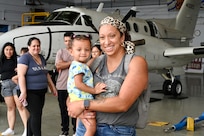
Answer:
[{"left": 45, "top": 11, "right": 80, "bottom": 25}]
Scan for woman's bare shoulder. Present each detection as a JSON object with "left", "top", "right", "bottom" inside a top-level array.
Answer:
[{"left": 131, "top": 55, "right": 147, "bottom": 66}]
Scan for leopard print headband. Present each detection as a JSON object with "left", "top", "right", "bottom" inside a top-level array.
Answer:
[
  {"left": 100, "top": 16, "right": 135, "bottom": 54},
  {"left": 100, "top": 16, "right": 127, "bottom": 33}
]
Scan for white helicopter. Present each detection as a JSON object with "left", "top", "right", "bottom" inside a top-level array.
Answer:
[{"left": 0, "top": 0, "right": 203, "bottom": 96}]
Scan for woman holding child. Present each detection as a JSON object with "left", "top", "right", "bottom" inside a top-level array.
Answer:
[{"left": 67, "top": 16, "right": 148, "bottom": 136}]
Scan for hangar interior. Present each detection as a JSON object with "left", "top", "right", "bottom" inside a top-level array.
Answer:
[{"left": 1, "top": 0, "right": 204, "bottom": 136}]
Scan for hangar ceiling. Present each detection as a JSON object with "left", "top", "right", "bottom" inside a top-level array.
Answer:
[{"left": 39, "top": 0, "right": 167, "bottom": 8}]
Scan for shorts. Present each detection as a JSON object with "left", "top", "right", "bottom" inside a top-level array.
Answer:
[{"left": 1, "top": 79, "right": 17, "bottom": 97}]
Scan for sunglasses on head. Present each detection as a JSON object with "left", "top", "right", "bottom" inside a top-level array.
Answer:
[{"left": 71, "top": 34, "right": 92, "bottom": 40}]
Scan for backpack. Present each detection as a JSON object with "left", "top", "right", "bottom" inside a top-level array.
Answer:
[{"left": 90, "top": 54, "right": 151, "bottom": 129}]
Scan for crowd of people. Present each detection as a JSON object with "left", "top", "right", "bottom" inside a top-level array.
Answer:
[{"left": 0, "top": 16, "right": 148, "bottom": 136}]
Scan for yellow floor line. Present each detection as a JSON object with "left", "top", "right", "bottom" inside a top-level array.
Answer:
[{"left": 148, "top": 121, "right": 169, "bottom": 127}]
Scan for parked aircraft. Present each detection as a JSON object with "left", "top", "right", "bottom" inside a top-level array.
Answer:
[{"left": 0, "top": 0, "right": 202, "bottom": 96}]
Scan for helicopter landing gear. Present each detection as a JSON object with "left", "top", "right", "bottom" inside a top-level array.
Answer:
[{"left": 162, "top": 68, "right": 182, "bottom": 96}]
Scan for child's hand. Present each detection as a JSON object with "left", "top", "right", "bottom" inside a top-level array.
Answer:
[
  {"left": 94, "top": 82, "right": 106, "bottom": 94},
  {"left": 79, "top": 110, "right": 96, "bottom": 119}
]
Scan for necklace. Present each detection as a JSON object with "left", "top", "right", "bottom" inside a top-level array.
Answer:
[{"left": 30, "top": 53, "right": 43, "bottom": 67}]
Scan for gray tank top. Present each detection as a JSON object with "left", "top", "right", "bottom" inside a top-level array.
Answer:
[{"left": 93, "top": 54, "right": 139, "bottom": 126}]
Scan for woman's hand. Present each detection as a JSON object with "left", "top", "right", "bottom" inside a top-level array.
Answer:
[
  {"left": 18, "top": 92, "right": 27, "bottom": 103},
  {"left": 52, "top": 88, "right": 58, "bottom": 96},
  {"left": 47, "top": 73, "right": 58, "bottom": 96},
  {"left": 66, "top": 97, "right": 84, "bottom": 118},
  {"left": 14, "top": 68, "right": 18, "bottom": 73},
  {"left": 50, "top": 84, "right": 58, "bottom": 96}
]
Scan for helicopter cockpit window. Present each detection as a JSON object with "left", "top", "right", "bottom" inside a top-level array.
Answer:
[
  {"left": 82, "top": 15, "right": 92, "bottom": 26},
  {"left": 45, "top": 12, "right": 58, "bottom": 21},
  {"left": 75, "top": 17, "right": 82, "bottom": 25},
  {"left": 45, "top": 11, "right": 80, "bottom": 25}
]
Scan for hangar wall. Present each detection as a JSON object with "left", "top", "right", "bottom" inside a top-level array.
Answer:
[{"left": 0, "top": 0, "right": 63, "bottom": 30}]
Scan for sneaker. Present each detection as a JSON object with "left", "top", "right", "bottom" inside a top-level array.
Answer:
[
  {"left": 22, "top": 128, "right": 27, "bottom": 136},
  {"left": 59, "top": 131, "right": 68, "bottom": 136},
  {"left": 1, "top": 128, "right": 15, "bottom": 135}
]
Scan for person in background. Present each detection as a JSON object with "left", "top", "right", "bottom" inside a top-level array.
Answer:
[
  {"left": 87, "top": 44, "right": 103, "bottom": 66},
  {"left": 18, "top": 37, "right": 57, "bottom": 136},
  {"left": 55, "top": 32, "right": 76, "bottom": 136},
  {"left": 20, "top": 47, "right": 29, "bottom": 56},
  {"left": 67, "top": 34, "right": 106, "bottom": 136},
  {"left": 0, "top": 89, "right": 4, "bottom": 102},
  {"left": 12, "top": 47, "right": 29, "bottom": 84},
  {"left": 0, "top": 42, "right": 28, "bottom": 136},
  {"left": 67, "top": 16, "right": 148, "bottom": 136},
  {"left": 91, "top": 44, "right": 103, "bottom": 58},
  {"left": 11, "top": 46, "right": 29, "bottom": 136}
]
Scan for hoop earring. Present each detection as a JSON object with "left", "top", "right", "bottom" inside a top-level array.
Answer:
[{"left": 121, "top": 42, "right": 125, "bottom": 47}]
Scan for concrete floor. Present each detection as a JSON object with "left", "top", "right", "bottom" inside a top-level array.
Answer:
[{"left": 1, "top": 72, "right": 204, "bottom": 136}]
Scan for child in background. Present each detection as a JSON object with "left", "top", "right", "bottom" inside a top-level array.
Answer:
[
  {"left": 12, "top": 47, "right": 28, "bottom": 84},
  {"left": 20, "top": 47, "right": 28, "bottom": 55},
  {"left": 67, "top": 34, "right": 106, "bottom": 136}
]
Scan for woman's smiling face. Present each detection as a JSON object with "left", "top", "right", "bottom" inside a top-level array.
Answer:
[
  {"left": 4, "top": 45, "right": 14, "bottom": 59},
  {"left": 99, "top": 24, "right": 125, "bottom": 56}
]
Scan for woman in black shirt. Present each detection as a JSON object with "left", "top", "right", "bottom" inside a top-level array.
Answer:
[{"left": 0, "top": 42, "right": 28, "bottom": 136}]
